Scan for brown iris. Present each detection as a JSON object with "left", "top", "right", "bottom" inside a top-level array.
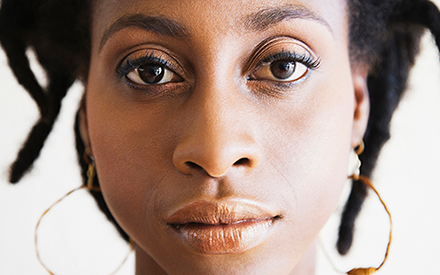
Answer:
[
  {"left": 138, "top": 65, "right": 165, "bottom": 84},
  {"left": 270, "top": 61, "right": 296, "bottom": 80}
]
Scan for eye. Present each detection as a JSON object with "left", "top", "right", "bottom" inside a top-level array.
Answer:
[
  {"left": 126, "top": 64, "right": 182, "bottom": 85},
  {"left": 117, "top": 50, "right": 184, "bottom": 87},
  {"left": 251, "top": 60, "right": 309, "bottom": 82}
]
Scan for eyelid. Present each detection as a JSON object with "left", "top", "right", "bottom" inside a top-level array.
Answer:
[{"left": 244, "top": 36, "right": 320, "bottom": 75}]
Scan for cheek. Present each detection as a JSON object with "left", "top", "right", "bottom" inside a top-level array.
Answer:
[
  {"left": 85, "top": 70, "right": 176, "bottom": 241},
  {"left": 266, "top": 68, "right": 355, "bottom": 247}
]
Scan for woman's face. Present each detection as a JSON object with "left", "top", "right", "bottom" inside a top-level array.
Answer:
[{"left": 84, "top": 0, "right": 369, "bottom": 274}]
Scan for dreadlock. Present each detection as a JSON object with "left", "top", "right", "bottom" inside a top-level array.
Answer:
[
  {"left": 338, "top": 0, "right": 440, "bottom": 255},
  {"left": 1, "top": 0, "right": 439, "bottom": 253},
  {"left": 0, "top": 0, "right": 90, "bottom": 183}
]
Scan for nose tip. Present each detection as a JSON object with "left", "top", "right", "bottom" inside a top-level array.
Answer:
[{"left": 173, "top": 137, "right": 261, "bottom": 177}]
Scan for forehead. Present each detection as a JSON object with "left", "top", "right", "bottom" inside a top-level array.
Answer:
[{"left": 92, "top": 0, "right": 347, "bottom": 45}]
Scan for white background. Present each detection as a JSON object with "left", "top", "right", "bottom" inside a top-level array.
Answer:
[{"left": 1, "top": 2, "right": 440, "bottom": 274}]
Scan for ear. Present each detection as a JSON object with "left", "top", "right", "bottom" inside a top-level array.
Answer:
[
  {"left": 79, "top": 97, "right": 92, "bottom": 153},
  {"left": 351, "top": 68, "right": 370, "bottom": 148}
]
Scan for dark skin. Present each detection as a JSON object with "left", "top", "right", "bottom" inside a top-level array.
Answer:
[{"left": 80, "top": 0, "right": 370, "bottom": 274}]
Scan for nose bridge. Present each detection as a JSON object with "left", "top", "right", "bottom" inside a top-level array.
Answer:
[{"left": 173, "top": 71, "right": 261, "bottom": 178}]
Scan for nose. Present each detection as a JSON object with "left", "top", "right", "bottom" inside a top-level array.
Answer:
[{"left": 173, "top": 84, "right": 261, "bottom": 178}]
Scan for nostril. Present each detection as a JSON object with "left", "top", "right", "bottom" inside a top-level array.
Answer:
[
  {"left": 185, "top": 161, "right": 203, "bottom": 170},
  {"left": 234, "top": 158, "right": 250, "bottom": 166}
]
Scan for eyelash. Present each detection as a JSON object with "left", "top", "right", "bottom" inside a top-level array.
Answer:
[
  {"left": 116, "top": 50, "right": 321, "bottom": 88},
  {"left": 116, "top": 52, "right": 176, "bottom": 79},
  {"left": 256, "top": 50, "right": 321, "bottom": 72}
]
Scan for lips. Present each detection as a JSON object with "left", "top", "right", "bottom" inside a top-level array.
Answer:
[{"left": 166, "top": 200, "right": 279, "bottom": 254}]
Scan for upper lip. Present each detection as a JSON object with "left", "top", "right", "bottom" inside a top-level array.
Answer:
[{"left": 165, "top": 199, "right": 279, "bottom": 226}]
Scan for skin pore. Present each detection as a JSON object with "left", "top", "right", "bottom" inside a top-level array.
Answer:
[{"left": 81, "top": 0, "right": 370, "bottom": 274}]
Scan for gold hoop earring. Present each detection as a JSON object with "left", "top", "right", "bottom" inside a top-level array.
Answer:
[
  {"left": 355, "top": 140, "right": 365, "bottom": 156},
  {"left": 35, "top": 148, "right": 133, "bottom": 275},
  {"left": 345, "top": 141, "right": 393, "bottom": 275},
  {"left": 83, "top": 147, "right": 101, "bottom": 192}
]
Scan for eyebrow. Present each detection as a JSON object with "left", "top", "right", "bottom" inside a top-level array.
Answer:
[
  {"left": 99, "top": 14, "right": 189, "bottom": 51},
  {"left": 243, "top": 5, "right": 333, "bottom": 35}
]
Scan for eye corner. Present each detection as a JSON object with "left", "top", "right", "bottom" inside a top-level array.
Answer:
[{"left": 307, "top": 57, "right": 321, "bottom": 70}]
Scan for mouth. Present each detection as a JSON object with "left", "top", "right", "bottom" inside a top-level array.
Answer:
[{"left": 166, "top": 200, "right": 281, "bottom": 254}]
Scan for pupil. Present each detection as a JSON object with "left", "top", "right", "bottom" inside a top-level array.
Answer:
[
  {"left": 138, "top": 65, "right": 165, "bottom": 84},
  {"left": 270, "top": 61, "right": 296, "bottom": 80}
]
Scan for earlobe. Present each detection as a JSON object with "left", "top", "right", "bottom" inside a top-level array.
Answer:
[
  {"left": 351, "top": 70, "right": 370, "bottom": 148},
  {"left": 79, "top": 97, "right": 92, "bottom": 151}
]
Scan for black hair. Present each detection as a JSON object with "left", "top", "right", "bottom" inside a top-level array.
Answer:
[
  {"left": 1, "top": 0, "right": 439, "bottom": 255},
  {"left": 0, "top": 0, "right": 90, "bottom": 183}
]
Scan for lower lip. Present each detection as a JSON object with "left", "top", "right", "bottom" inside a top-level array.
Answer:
[{"left": 170, "top": 219, "right": 275, "bottom": 254}]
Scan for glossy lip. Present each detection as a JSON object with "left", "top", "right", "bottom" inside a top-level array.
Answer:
[{"left": 165, "top": 200, "right": 280, "bottom": 254}]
